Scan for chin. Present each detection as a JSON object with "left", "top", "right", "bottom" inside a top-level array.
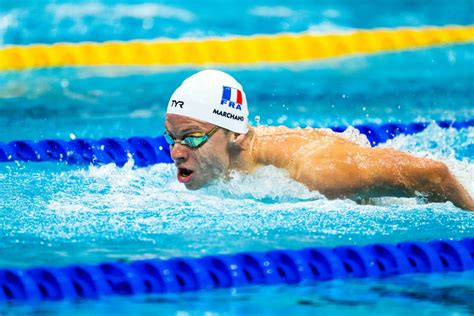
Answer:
[
  {"left": 184, "top": 183, "right": 200, "bottom": 190},
  {"left": 184, "top": 175, "right": 216, "bottom": 190},
  {"left": 184, "top": 180, "right": 205, "bottom": 190}
]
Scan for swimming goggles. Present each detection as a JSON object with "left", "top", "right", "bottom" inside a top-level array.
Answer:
[{"left": 164, "top": 126, "right": 220, "bottom": 148}]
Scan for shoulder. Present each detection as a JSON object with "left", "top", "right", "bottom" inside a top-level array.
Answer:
[{"left": 254, "top": 125, "right": 337, "bottom": 139}]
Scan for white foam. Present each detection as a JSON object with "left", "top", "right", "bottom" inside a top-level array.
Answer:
[
  {"left": 340, "top": 126, "right": 371, "bottom": 147},
  {"left": 112, "top": 4, "right": 194, "bottom": 22},
  {"left": 129, "top": 109, "right": 153, "bottom": 119},
  {"left": 381, "top": 123, "right": 474, "bottom": 196},
  {"left": 0, "top": 11, "right": 19, "bottom": 46},
  {"left": 46, "top": 3, "right": 194, "bottom": 22},
  {"left": 46, "top": 3, "right": 106, "bottom": 20},
  {"left": 306, "top": 21, "right": 353, "bottom": 34},
  {"left": 249, "top": 6, "right": 298, "bottom": 18},
  {"left": 201, "top": 165, "right": 325, "bottom": 203}
]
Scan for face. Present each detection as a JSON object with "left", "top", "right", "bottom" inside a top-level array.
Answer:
[{"left": 164, "top": 114, "right": 232, "bottom": 190}]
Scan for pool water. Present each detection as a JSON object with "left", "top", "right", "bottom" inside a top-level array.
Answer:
[
  {"left": 2, "top": 0, "right": 474, "bottom": 44},
  {"left": 1, "top": 123, "right": 473, "bottom": 267},
  {"left": 1, "top": 0, "right": 474, "bottom": 315},
  {"left": 1, "top": 43, "right": 473, "bottom": 141}
]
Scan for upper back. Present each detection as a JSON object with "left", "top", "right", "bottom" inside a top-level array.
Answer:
[{"left": 252, "top": 125, "right": 343, "bottom": 168}]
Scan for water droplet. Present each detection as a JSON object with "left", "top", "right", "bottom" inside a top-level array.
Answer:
[
  {"left": 254, "top": 115, "right": 261, "bottom": 126},
  {"left": 277, "top": 115, "right": 288, "bottom": 124}
]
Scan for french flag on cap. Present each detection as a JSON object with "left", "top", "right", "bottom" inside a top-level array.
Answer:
[{"left": 220, "top": 86, "right": 243, "bottom": 110}]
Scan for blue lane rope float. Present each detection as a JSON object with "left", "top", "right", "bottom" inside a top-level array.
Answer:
[
  {"left": 0, "top": 238, "right": 472, "bottom": 302},
  {"left": 0, "top": 119, "right": 473, "bottom": 167},
  {"left": 0, "top": 136, "right": 173, "bottom": 167}
]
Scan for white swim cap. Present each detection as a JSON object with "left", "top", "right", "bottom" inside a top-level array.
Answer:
[{"left": 167, "top": 70, "right": 249, "bottom": 134}]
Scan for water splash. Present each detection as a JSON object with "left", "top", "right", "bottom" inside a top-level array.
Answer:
[
  {"left": 381, "top": 124, "right": 474, "bottom": 196},
  {"left": 339, "top": 126, "right": 371, "bottom": 147},
  {"left": 1, "top": 125, "right": 473, "bottom": 267},
  {"left": 201, "top": 166, "right": 325, "bottom": 203}
]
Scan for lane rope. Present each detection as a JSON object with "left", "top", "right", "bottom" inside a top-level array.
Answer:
[
  {"left": 1, "top": 238, "right": 472, "bottom": 302},
  {"left": 0, "top": 119, "right": 472, "bottom": 167},
  {"left": 1, "top": 25, "right": 473, "bottom": 71}
]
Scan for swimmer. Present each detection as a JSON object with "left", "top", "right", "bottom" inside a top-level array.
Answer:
[{"left": 164, "top": 70, "right": 474, "bottom": 211}]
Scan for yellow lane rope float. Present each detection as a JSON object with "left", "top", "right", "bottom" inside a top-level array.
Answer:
[{"left": 0, "top": 25, "right": 473, "bottom": 71}]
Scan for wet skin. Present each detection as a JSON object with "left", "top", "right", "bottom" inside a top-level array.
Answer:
[
  {"left": 164, "top": 114, "right": 236, "bottom": 190},
  {"left": 165, "top": 114, "right": 474, "bottom": 211}
]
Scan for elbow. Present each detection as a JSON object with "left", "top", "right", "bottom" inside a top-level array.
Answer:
[
  {"left": 400, "top": 159, "right": 451, "bottom": 196},
  {"left": 425, "top": 160, "right": 474, "bottom": 211},
  {"left": 429, "top": 161, "right": 451, "bottom": 183}
]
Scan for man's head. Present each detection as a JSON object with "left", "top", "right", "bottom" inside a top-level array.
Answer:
[{"left": 164, "top": 70, "right": 250, "bottom": 189}]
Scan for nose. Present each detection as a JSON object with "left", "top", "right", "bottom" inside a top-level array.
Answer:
[{"left": 170, "top": 143, "right": 189, "bottom": 163}]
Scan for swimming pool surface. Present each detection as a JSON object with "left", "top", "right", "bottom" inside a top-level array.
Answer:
[{"left": 1, "top": 0, "right": 474, "bottom": 315}]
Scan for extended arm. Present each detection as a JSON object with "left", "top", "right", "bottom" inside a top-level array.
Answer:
[
  {"left": 288, "top": 140, "right": 474, "bottom": 211},
  {"left": 362, "top": 148, "right": 474, "bottom": 210}
]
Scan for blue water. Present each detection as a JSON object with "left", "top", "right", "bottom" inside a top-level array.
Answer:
[
  {"left": 1, "top": 1, "right": 474, "bottom": 315},
  {"left": 1, "top": 43, "right": 473, "bottom": 141},
  {"left": 1, "top": 0, "right": 474, "bottom": 45}
]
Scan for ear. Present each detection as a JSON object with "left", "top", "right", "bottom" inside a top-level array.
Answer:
[
  {"left": 228, "top": 132, "right": 248, "bottom": 151},
  {"left": 234, "top": 132, "right": 247, "bottom": 145}
]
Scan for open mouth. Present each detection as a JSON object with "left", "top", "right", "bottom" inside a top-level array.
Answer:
[{"left": 177, "top": 167, "right": 194, "bottom": 183}]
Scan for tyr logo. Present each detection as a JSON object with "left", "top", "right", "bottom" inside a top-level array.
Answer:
[{"left": 171, "top": 100, "right": 184, "bottom": 108}]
